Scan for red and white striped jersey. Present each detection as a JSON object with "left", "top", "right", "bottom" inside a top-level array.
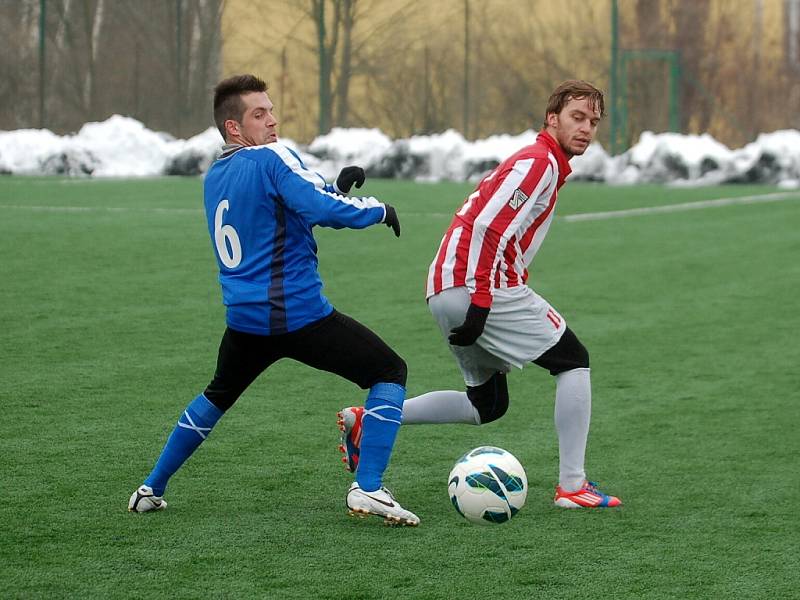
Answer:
[{"left": 426, "top": 131, "right": 572, "bottom": 308}]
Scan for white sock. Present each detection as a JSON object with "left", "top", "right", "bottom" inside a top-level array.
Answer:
[
  {"left": 554, "top": 368, "right": 591, "bottom": 492},
  {"left": 402, "top": 390, "right": 480, "bottom": 424}
]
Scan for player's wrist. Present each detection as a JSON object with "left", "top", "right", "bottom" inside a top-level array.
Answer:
[
  {"left": 465, "top": 303, "right": 490, "bottom": 321},
  {"left": 468, "top": 293, "right": 493, "bottom": 310},
  {"left": 464, "top": 304, "right": 490, "bottom": 334},
  {"left": 382, "top": 204, "right": 401, "bottom": 237}
]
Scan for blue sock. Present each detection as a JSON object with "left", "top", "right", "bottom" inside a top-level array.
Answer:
[
  {"left": 356, "top": 382, "right": 405, "bottom": 492},
  {"left": 143, "top": 394, "right": 223, "bottom": 496}
]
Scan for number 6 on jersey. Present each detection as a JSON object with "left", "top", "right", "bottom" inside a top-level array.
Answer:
[{"left": 214, "top": 199, "right": 242, "bottom": 268}]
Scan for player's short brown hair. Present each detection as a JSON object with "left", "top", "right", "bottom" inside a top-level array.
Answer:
[
  {"left": 542, "top": 80, "right": 605, "bottom": 128},
  {"left": 213, "top": 74, "right": 268, "bottom": 140}
]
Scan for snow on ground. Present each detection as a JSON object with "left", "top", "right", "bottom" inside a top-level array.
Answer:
[{"left": 1, "top": 114, "right": 799, "bottom": 187}]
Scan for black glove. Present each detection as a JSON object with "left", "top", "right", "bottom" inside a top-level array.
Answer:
[
  {"left": 448, "top": 303, "right": 490, "bottom": 346},
  {"left": 335, "top": 166, "right": 365, "bottom": 194},
  {"left": 383, "top": 204, "right": 401, "bottom": 237}
]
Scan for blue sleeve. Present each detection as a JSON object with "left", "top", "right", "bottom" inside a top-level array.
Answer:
[{"left": 265, "top": 145, "right": 385, "bottom": 229}]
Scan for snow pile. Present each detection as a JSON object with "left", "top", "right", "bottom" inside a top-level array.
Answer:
[{"left": 2, "top": 114, "right": 799, "bottom": 187}]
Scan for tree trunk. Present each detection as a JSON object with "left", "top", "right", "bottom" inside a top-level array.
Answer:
[
  {"left": 313, "top": 0, "right": 332, "bottom": 135},
  {"left": 334, "top": 0, "right": 354, "bottom": 127}
]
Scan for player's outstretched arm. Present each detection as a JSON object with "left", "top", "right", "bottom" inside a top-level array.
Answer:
[{"left": 269, "top": 149, "right": 384, "bottom": 230}]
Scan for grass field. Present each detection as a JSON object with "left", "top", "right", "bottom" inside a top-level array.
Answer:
[{"left": 1, "top": 176, "right": 799, "bottom": 599}]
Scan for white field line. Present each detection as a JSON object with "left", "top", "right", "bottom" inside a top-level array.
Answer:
[
  {"left": 2, "top": 191, "right": 798, "bottom": 220},
  {"left": 561, "top": 191, "right": 800, "bottom": 222},
  {"left": 1, "top": 204, "right": 202, "bottom": 214}
]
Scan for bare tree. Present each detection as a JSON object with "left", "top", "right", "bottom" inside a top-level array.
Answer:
[
  {"left": 182, "top": 0, "right": 224, "bottom": 135},
  {"left": 311, "top": 0, "right": 338, "bottom": 134},
  {"left": 474, "top": 1, "right": 608, "bottom": 139},
  {"left": 0, "top": 0, "right": 221, "bottom": 136},
  {"left": 295, "top": 0, "right": 419, "bottom": 135},
  {"left": 0, "top": 1, "right": 39, "bottom": 129},
  {"left": 671, "top": 0, "right": 712, "bottom": 134},
  {"left": 334, "top": 0, "right": 355, "bottom": 126},
  {"left": 3, "top": 0, "right": 800, "bottom": 149}
]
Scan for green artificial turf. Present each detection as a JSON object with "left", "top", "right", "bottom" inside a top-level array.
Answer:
[{"left": 1, "top": 176, "right": 798, "bottom": 598}]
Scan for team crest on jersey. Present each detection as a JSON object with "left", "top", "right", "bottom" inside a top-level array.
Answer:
[{"left": 509, "top": 188, "right": 529, "bottom": 210}]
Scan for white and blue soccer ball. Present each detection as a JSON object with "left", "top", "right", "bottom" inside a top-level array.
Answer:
[{"left": 448, "top": 446, "right": 528, "bottom": 525}]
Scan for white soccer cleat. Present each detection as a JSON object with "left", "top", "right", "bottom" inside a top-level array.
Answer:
[
  {"left": 346, "top": 482, "right": 419, "bottom": 527},
  {"left": 128, "top": 485, "right": 168, "bottom": 513}
]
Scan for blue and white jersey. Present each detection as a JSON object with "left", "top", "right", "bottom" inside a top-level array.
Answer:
[{"left": 203, "top": 143, "right": 386, "bottom": 335}]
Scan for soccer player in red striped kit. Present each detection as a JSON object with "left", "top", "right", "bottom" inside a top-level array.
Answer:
[{"left": 339, "top": 80, "right": 621, "bottom": 509}]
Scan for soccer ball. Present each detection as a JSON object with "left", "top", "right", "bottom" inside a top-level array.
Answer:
[{"left": 447, "top": 446, "right": 528, "bottom": 525}]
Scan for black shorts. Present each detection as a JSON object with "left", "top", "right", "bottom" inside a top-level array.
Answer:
[{"left": 203, "top": 310, "right": 407, "bottom": 411}]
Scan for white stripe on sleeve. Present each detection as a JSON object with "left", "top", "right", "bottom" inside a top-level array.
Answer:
[{"left": 267, "top": 143, "right": 383, "bottom": 210}]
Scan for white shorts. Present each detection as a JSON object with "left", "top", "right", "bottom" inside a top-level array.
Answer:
[{"left": 428, "top": 286, "right": 566, "bottom": 387}]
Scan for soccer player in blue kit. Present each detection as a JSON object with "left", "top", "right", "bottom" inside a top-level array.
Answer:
[{"left": 128, "top": 74, "right": 419, "bottom": 526}]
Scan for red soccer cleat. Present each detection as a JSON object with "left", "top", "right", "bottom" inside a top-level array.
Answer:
[
  {"left": 554, "top": 480, "right": 621, "bottom": 508},
  {"left": 337, "top": 406, "right": 363, "bottom": 472}
]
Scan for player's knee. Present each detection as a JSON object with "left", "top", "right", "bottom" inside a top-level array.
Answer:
[
  {"left": 202, "top": 385, "right": 236, "bottom": 412},
  {"left": 466, "top": 372, "right": 509, "bottom": 424},
  {"left": 377, "top": 353, "right": 408, "bottom": 387},
  {"left": 390, "top": 355, "right": 408, "bottom": 387},
  {"left": 571, "top": 338, "right": 590, "bottom": 371},
  {"left": 534, "top": 327, "right": 590, "bottom": 375}
]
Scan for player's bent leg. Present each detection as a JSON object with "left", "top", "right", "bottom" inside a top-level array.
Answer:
[
  {"left": 338, "top": 380, "right": 490, "bottom": 468},
  {"left": 130, "top": 393, "right": 224, "bottom": 510},
  {"left": 129, "top": 328, "right": 277, "bottom": 511},
  {"left": 337, "top": 376, "right": 498, "bottom": 472},
  {"left": 356, "top": 382, "right": 405, "bottom": 492},
  {"left": 399, "top": 390, "right": 480, "bottom": 425},
  {"left": 291, "top": 310, "right": 408, "bottom": 389},
  {"left": 290, "top": 312, "right": 408, "bottom": 486},
  {"left": 466, "top": 372, "right": 509, "bottom": 424},
  {"left": 294, "top": 311, "right": 417, "bottom": 519},
  {"left": 203, "top": 327, "right": 280, "bottom": 411},
  {"left": 341, "top": 381, "right": 419, "bottom": 523}
]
